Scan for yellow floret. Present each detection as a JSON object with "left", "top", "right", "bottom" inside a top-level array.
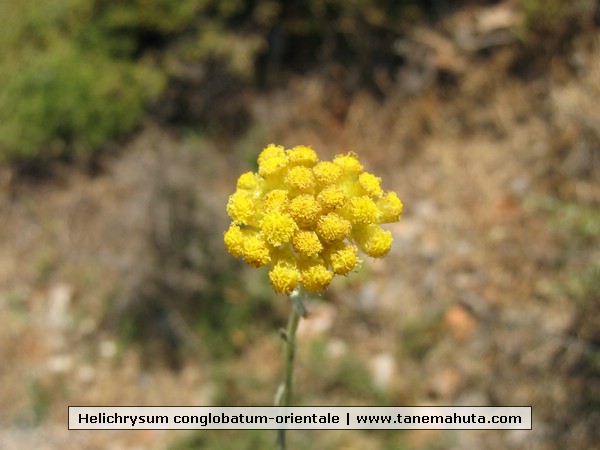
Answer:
[
  {"left": 326, "top": 243, "right": 360, "bottom": 275},
  {"left": 269, "top": 260, "right": 301, "bottom": 295},
  {"left": 316, "top": 213, "right": 352, "bottom": 243},
  {"left": 300, "top": 261, "right": 334, "bottom": 292},
  {"left": 288, "top": 194, "right": 321, "bottom": 228},
  {"left": 377, "top": 191, "right": 403, "bottom": 223},
  {"left": 223, "top": 224, "right": 245, "bottom": 257},
  {"left": 353, "top": 225, "right": 393, "bottom": 258},
  {"left": 357, "top": 172, "right": 383, "bottom": 198},
  {"left": 349, "top": 196, "right": 380, "bottom": 224},
  {"left": 285, "top": 165, "right": 315, "bottom": 192},
  {"left": 263, "top": 190, "right": 289, "bottom": 212},
  {"left": 317, "top": 185, "right": 347, "bottom": 211},
  {"left": 258, "top": 144, "right": 286, "bottom": 165},
  {"left": 258, "top": 155, "right": 288, "bottom": 178},
  {"left": 312, "top": 161, "right": 343, "bottom": 186},
  {"left": 242, "top": 235, "right": 271, "bottom": 267},
  {"left": 260, "top": 211, "right": 297, "bottom": 246},
  {"left": 226, "top": 191, "right": 255, "bottom": 225},
  {"left": 333, "top": 152, "right": 363, "bottom": 175},
  {"left": 292, "top": 230, "right": 323, "bottom": 259},
  {"left": 236, "top": 172, "right": 260, "bottom": 191},
  {"left": 287, "top": 145, "right": 319, "bottom": 166}
]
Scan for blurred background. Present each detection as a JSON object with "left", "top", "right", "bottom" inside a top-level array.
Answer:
[{"left": 0, "top": 0, "right": 599, "bottom": 449}]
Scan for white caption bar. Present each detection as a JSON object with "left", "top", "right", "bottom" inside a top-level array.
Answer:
[{"left": 69, "top": 406, "right": 531, "bottom": 430}]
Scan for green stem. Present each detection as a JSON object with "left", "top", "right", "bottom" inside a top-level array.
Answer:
[{"left": 276, "top": 290, "right": 304, "bottom": 450}]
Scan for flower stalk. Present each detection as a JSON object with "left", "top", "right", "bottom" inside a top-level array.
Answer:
[{"left": 276, "top": 289, "right": 306, "bottom": 450}]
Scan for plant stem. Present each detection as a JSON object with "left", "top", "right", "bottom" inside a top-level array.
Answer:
[{"left": 276, "top": 290, "right": 304, "bottom": 450}]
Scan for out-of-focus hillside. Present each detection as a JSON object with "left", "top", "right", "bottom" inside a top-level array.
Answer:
[{"left": 0, "top": 1, "right": 599, "bottom": 449}]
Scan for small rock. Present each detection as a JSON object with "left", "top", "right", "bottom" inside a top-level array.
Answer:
[
  {"left": 99, "top": 340, "right": 118, "bottom": 359},
  {"left": 356, "top": 283, "right": 379, "bottom": 312},
  {"left": 427, "top": 367, "right": 462, "bottom": 399},
  {"left": 297, "top": 303, "right": 336, "bottom": 339},
  {"left": 47, "top": 355, "right": 73, "bottom": 373},
  {"left": 46, "top": 283, "right": 73, "bottom": 330},
  {"left": 445, "top": 304, "right": 477, "bottom": 341},
  {"left": 76, "top": 365, "right": 96, "bottom": 384},
  {"left": 369, "top": 352, "right": 396, "bottom": 391},
  {"left": 326, "top": 338, "right": 348, "bottom": 360},
  {"left": 476, "top": 3, "right": 520, "bottom": 34}
]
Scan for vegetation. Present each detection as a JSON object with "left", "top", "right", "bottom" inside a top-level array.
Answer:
[
  {"left": 0, "top": 1, "right": 164, "bottom": 162},
  {"left": 1, "top": 0, "right": 593, "bottom": 164},
  {"left": 0, "top": 0, "right": 428, "bottom": 163}
]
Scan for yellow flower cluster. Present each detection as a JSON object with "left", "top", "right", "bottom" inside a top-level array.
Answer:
[{"left": 224, "top": 144, "right": 402, "bottom": 295}]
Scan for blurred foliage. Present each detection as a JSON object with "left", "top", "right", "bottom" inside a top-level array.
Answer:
[
  {"left": 0, "top": 0, "right": 423, "bottom": 164},
  {"left": 539, "top": 196, "right": 600, "bottom": 243},
  {"left": 97, "top": 138, "right": 282, "bottom": 369},
  {"left": 535, "top": 193, "right": 600, "bottom": 446},
  {"left": 0, "top": 0, "right": 165, "bottom": 162},
  {"left": 27, "top": 380, "right": 51, "bottom": 425},
  {"left": 0, "top": 0, "right": 594, "bottom": 163},
  {"left": 169, "top": 429, "right": 277, "bottom": 450},
  {"left": 169, "top": 428, "right": 412, "bottom": 450},
  {"left": 516, "top": 0, "right": 595, "bottom": 63},
  {"left": 520, "top": 0, "right": 585, "bottom": 35},
  {"left": 306, "top": 338, "right": 388, "bottom": 404}
]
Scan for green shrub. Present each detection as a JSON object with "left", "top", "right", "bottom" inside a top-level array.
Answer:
[
  {"left": 518, "top": 0, "right": 593, "bottom": 51},
  {"left": 0, "top": 0, "right": 427, "bottom": 164},
  {"left": 0, "top": 1, "right": 164, "bottom": 162},
  {"left": 0, "top": 44, "right": 163, "bottom": 161}
]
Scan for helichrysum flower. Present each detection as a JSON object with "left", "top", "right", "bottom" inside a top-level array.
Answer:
[{"left": 224, "top": 145, "right": 403, "bottom": 295}]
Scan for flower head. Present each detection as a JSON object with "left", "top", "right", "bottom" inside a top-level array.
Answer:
[{"left": 224, "top": 144, "right": 403, "bottom": 294}]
